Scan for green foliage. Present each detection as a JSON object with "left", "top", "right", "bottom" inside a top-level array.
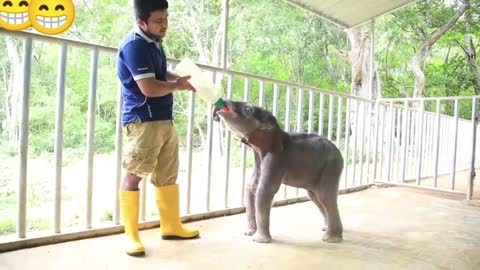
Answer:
[
  {"left": 100, "top": 210, "right": 113, "bottom": 222},
  {"left": 0, "top": 218, "right": 15, "bottom": 235},
  {"left": 28, "top": 218, "right": 51, "bottom": 231}
]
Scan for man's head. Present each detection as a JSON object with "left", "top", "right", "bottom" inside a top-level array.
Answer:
[
  {"left": 213, "top": 100, "right": 278, "bottom": 137},
  {"left": 134, "top": 0, "right": 169, "bottom": 40}
]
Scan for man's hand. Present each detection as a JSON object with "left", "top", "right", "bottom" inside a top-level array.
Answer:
[{"left": 176, "top": 76, "right": 196, "bottom": 92}]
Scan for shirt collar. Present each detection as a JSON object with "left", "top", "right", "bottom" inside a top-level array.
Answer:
[{"left": 133, "top": 25, "right": 162, "bottom": 49}]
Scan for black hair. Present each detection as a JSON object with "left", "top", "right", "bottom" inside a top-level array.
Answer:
[{"left": 134, "top": 0, "right": 169, "bottom": 22}]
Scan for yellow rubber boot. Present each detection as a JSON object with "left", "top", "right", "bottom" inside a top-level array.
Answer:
[
  {"left": 155, "top": 184, "right": 200, "bottom": 239},
  {"left": 119, "top": 190, "right": 145, "bottom": 256}
]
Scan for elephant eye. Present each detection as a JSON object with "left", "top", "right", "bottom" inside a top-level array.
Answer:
[
  {"left": 244, "top": 106, "right": 254, "bottom": 115},
  {"left": 19, "top": 1, "right": 28, "bottom": 7},
  {"left": 39, "top": 4, "right": 48, "bottom": 11},
  {"left": 55, "top": 4, "right": 64, "bottom": 10},
  {"left": 3, "top": 1, "right": 13, "bottom": 7}
]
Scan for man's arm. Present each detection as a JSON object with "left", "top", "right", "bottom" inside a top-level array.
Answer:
[
  {"left": 136, "top": 75, "right": 195, "bottom": 98},
  {"left": 120, "top": 41, "right": 195, "bottom": 97},
  {"left": 166, "top": 71, "right": 180, "bottom": 82}
]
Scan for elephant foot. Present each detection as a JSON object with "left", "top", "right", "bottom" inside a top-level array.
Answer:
[
  {"left": 322, "top": 232, "right": 343, "bottom": 243},
  {"left": 245, "top": 227, "right": 257, "bottom": 236},
  {"left": 252, "top": 232, "right": 272, "bottom": 243}
]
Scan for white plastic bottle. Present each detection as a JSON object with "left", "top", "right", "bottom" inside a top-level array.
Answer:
[{"left": 174, "top": 58, "right": 228, "bottom": 110}]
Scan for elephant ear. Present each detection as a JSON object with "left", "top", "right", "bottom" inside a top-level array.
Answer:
[
  {"left": 257, "top": 114, "right": 278, "bottom": 130},
  {"left": 245, "top": 125, "right": 286, "bottom": 153}
]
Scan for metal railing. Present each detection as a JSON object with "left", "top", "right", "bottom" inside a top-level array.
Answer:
[
  {"left": 373, "top": 97, "right": 479, "bottom": 196},
  {"left": 0, "top": 28, "right": 478, "bottom": 251}
]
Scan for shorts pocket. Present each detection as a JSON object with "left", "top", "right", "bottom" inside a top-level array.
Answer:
[{"left": 122, "top": 146, "right": 161, "bottom": 177}]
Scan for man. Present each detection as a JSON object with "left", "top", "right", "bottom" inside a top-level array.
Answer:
[{"left": 116, "top": 0, "right": 199, "bottom": 257}]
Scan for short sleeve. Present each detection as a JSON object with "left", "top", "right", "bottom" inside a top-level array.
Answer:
[{"left": 120, "top": 40, "right": 155, "bottom": 81}]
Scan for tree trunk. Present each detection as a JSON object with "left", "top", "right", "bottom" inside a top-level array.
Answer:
[
  {"left": 463, "top": 35, "right": 480, "bottom": 96},
  {"left": 338, "top": 24, "right": 381, "bottom": 99},
  {"left": 338, "top": 24, "right": 381, "bottom": 165},
  {"left": 412, "top": 1, "right": 470, "bottom": 97}
]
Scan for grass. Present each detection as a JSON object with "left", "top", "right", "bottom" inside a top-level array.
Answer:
[{"left": 0, "top": 218, "right": 15, "bottom": 235}]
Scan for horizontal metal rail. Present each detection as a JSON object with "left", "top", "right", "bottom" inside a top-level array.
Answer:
[{"left": 377, "top": 96, "right": 480, "bottom": 102}]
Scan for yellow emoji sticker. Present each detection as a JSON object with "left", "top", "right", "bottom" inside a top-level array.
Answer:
[
  {"left": 0, "top": 0, "right": 31, "bottom": 31},
  {"left": 28, "top": 0, "right": 75, "bottom": 35}
]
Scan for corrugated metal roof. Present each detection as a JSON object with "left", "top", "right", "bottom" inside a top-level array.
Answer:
[{"left": 285, "top": 0, "right": 418, "bottom": 28}]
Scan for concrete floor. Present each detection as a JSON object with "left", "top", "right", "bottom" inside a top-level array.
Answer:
[{"left": 1, "top": 187, "right": 480, "bottom": 270}]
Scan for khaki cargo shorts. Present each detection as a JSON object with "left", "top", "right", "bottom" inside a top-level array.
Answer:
[{"left": 122, "top": 119, "right": 179, "bottom": 187}]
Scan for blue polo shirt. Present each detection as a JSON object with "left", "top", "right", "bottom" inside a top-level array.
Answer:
[{"left": 116, "top": 27, "right": 173, "bottom": 126}]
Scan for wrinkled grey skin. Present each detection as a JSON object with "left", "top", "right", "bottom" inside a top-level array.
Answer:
[{"left": 213, "top": 99, "right": 344, "bottom": 244}]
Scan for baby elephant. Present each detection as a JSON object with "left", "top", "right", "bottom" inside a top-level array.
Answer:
[{"left": 213, "top": 99, "right": 344, "bottom": 244}]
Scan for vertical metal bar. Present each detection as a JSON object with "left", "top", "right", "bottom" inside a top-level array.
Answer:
[
  {"left": 401, "top": 101, "right": 409, "bottom": 183},
  {"left": 284, "top": 86, "right": 292, "bottom": 198},
  {"left": 308, "top": 90, "right": 314, "bottom": 133},
  {"left": 343, "top": 99, "right": 351, "bottom": 188},
  {"left": 205, "top": 72, "right": 217, "bottom": 210},
  {"left": 318, "top": 93, "right": 325, "bottom": 135},
  {"left": 352, "top": 100, "right": 359, "bottom": 186},
  {"left": 85, "top": 48, "right": 98, "bottom": 229},
  {"left": 409, "top": 110, "right": 417, "bottom": 179},
  {"left": 395, "top": 108, "right": 401, "bottom": 181},
  {"left": 431, "top": 114, "right": 437, "bottom": 174},
  {"left": 416, "top": 100, "right": 425, "bottom": 185},
  {"left": 369, "top": 19, "right": 375, "bottom": 100},
  {"left": 446, "top": 115, "right": 453, "bottom": 174},
  {"left": 114, "top": 84, "right": 123, "bottom": 225},
  {"left": 221, "top": 0, "right": 229, "bottom": 70},
  {"left": 205, "top": 78, "right": 215, "bottom": 211},
  {"left": 367, "top": 19, "right": 375, "bottom": 181},
  {"left": 54, "top": 43, "right": 67, "bottom": 233},
  {"left": 259, "top": 80, "right": 265, "bottom": 107},
  {"left": 186, "top": 91, "right": 195, "bottom": 214},
  {"left": 378, "top": 105, "right": 386, "bottom": 180},
  {"left": 285, "top": 88, "right": 292, "bottom": 128},
  {"left": 295, "top": 88, "right": 303, "bottom": 197},
  {"left": 17, "top": 37, "right": 32, "bottom": 238},
  {"left": 412, "top": 108, "right": 418, "bottom": 178},
  {"left": 327, "top": 95, "right": 334, "bottom": 140},
  {"left": 428, "top": 114, "right": 435, "bottom": 175},
  {"left": 365, "top": 102, "right": 373, "bottom": 182},
  {"left": 387, "top": 101, "right": 394, "bottom": 181},
  {"left": 240, "top": 78, "right": 250, "bottom": 204},
  {"left": 272, "top": 84, "right": 279, "bottom": 117},
  {"left": 359, "top": 101, "right": 366, "bottom": 184},
  {"left": 423, "top": 113, "right": 430, "bottom": 175},
  {"left": 372, "top": 101, "right": 380, "bottom": 180},
  {"left": 433, "top": 99, "right": 441, "bottom": 187},
  {"left": 467, "top": 97, "right": 478, "bottom": 200},
  {"left": 296, "top": 88, "right": 303, "bottom": 132},
  {"left": 223, "top": 75, "right": 233, "bottom": 208},
  {"left": 450, "top": 99, "right": 459, "bottom": 190},
  {"left": 336, "top": 97, "right": 343, "bottom": 147}
]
